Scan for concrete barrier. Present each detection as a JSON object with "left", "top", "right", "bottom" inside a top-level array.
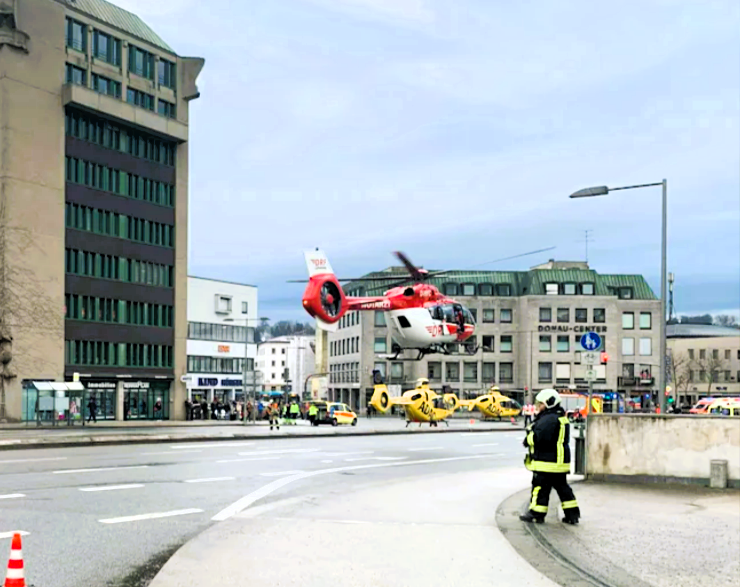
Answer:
[{"left": 587, "top": 414, "right": 740, "bottom": 488}]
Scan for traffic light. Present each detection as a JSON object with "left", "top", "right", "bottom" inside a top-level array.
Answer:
[{"left": 600, "top": 352, "right": 609, "bottom": 364}]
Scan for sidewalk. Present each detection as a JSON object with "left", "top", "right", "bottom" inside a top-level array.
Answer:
[
  {"left": 0, "top": 417, "right": 523, "bottom": 450},
  {"left": 498, "top": 481, "right": 740, "bottom": 587}
]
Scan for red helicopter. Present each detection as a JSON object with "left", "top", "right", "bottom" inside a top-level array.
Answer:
[{"left": 292, "top": 247, "right": 554, "bottom": 360}]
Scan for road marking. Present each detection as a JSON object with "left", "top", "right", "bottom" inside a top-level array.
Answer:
[
  {"left": 79, "top": 484, "right": 144, "bottom": 492},
  {"left": 461, "top": 432, "right": 492, "bottom": 436},
  {"left": 170, "top": 442, "right": 256, "bottom": 450},
  {"left": 0, "top": 457, "right": 68, "bottom": 465},
  {"left": 320, "top": 460, "right": 333, "bottom": 463},
  {"left": 344, "top": 456, "right": 407, "bottom": 462},
  {"left": 237, "top": 449, "right": 320, "bottom": 456},
  {"left": 216, "top": 456, "right": 280, "bottom": 464},
  {"left": 0, "top": 532, "right": 29, "bottom": 540},
  {"left": 0, "top": 494, "right": 25, "bottom": 500},
  {"left": 321, "top": 451, "right": 374, "bottom": 457},
  {"left": 184, "top": 477, "right": 235, "bottom": 484},
  {"left": 260, "top": 470, "right": 304, "bottom": 477},
  {"left": 473, "top": 443, "right": 499, "bottom": 447},
  {"left": 99, "top": 508, "right": 203, "bottom": 525},
  {"left": 212, "top": 454, "right": 494, "bottom": 522},
  {"left": 142, "top": 450, "right": 203, "bottom": 456},
  {"left": 53, "top": 465, "right": 149, "bottom": 475},
  {"left": 407, "top": 447, "right": 442, "bottom": 452}
]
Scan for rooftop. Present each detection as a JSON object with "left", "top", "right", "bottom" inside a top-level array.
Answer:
[
  {"left": 64, "top": 0, "right": 175, "bottom": 53},
  {"left": 667, "top": 324, "right": 740, "bottom": 338}
]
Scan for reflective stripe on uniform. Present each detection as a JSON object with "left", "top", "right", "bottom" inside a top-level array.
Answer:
[
  {"left": 561, "top": 500, "right": 579, "bottom": 509},
  {"left": 526, "top": 431, "right": 534, "bottom": 448},
  {"left": 530, "top": 486, "right": 548, "bottom": 513},
  {"left": 529, "top": 460, "right": 571, "bottom": 473}
]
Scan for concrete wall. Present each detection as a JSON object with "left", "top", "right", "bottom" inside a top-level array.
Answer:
[{"left": 587, "top": 414, "right": 740, "bottom": 487}]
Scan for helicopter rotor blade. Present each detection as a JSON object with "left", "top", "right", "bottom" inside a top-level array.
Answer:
[
  {"left": 393, "top": 251, "right": 426, "bottom": 282},
  {"left": 422, "top": 246, "right": 557, "bottom": 280}
]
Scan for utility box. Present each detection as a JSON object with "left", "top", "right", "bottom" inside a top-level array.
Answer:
[
  {"left": 573, "top": 422, "right": 586, "bottom": 475},
  {"left": 710, "top": 460, "right": 728, "bottom": 489}
]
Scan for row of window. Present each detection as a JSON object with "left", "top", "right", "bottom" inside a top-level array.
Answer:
[
  {"left": 65, "top": 294, "right": 173, "bottom": 328},
  {"left": 187, "top": 322, "right": 254, "bottom": 343},
  {"left": 65, "top": 156, "right": 176, "bottom": 208},
  {"left": 65, "top": 202, "right": 175, "bottom": 248},
  {"left": 331, "top": 336, "right": 360, "bottom": 357},
  {"left": 187, "top": 356, "right": 254, "bottom": 374},
  {"left": 65, "top": 340, "right": 173, "bottom": 368},
  {"left": 338, "top": 311, "right": 361, "bottom": 329},
  {"left": 66, "top": 110, "right": 177, "bottom": 167},
  {"left": 622, "top": 312, "right": 653, "bottom": 330},
  {"left": 541, "top": 307, "right": 606, "bottom": 323},
  {"left": 687, "top": 349, "right": 738, "bottom": 361},
  {"left": 66, "top": 18, "right": 176, "bottom": 89},
  {"left": 65, "top": 248, "right": 174, "bottom": 288},
  {"left": 544, "top": 282, "right": 596, "bottom": 296},
  {"left": 330, "top": 362, "right": 361, "bottom": 384},
  {"left": 688, "top": 370, "right": 738, "bottom": 383},
  {"left": 370, "top": 361, "right": 516, "bottom": 384}
]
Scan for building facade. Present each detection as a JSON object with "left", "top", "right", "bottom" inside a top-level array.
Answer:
[
  {"left": 667, "top": 324, "right": 740, "bottom": 406},
  {"left": 326, "top": 261, "right": 661, "bottom": 412},
  {"left": 0, "top": 0, "right": 203, "bottom": 421},
  {"left": 185, "top": 277, "right": 258, "bottom": 405},
  {"left": 256, "top": 335, "right": 315, "bottom": 394}
]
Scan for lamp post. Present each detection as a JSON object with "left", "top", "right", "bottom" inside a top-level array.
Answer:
[
  {"left": 224, "top": 316, "right": 268, "bottom": 424},
  {"left": 569, "top": 180, "right": 668, "bottom": 415}
]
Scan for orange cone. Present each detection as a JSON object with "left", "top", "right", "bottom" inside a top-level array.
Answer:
[{"left": 4, "top": 533, "right": 25, "bottom": 587}]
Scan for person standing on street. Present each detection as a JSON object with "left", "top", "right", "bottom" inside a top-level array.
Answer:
[
  {"left": 289, "top": 401, "right": 300, "bottom": 425},
  {"left": 520, "top": 389, "right": 580, "bottom": 525}
]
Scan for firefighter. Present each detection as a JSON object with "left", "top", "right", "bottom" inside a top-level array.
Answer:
[{"left": 520, "top": 389, "right": 580, "bottom": 525}]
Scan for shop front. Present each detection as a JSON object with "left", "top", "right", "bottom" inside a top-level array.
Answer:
[
  {"left": 123, "top": 380, "right": 171, "bottom": 420},
  {"left": 187, "top": 375, "right": 244, "bottom": 404}
]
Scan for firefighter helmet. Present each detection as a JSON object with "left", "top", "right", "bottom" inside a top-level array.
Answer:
[{"left": 535, "top": 388, "right": 561, "bottom": 408}]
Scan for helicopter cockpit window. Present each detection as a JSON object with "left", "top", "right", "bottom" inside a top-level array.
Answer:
[
  {"left": 410, "top": 393, "right": 423, "bottom": 401},
  {"left": 462, "top": 307, "right": 476, "bottom": 325}
]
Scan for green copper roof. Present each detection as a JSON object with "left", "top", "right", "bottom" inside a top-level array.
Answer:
[{"left": 68, "top": 0, "right": 175, "bottom": 53}]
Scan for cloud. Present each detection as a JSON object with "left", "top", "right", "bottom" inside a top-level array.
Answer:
[{"left": 295, "top": 0, "right": 435, "bottom": 26}]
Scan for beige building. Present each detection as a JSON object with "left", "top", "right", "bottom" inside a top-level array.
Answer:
[
  {"left": 0, "top": 0, "right": 203, "bottom": 421},
  {"left": 327, "top": 260, "right": 661, "bottom": 412},
  {"left": 667, "top": 324, "right": 740, "bottom": 406}
]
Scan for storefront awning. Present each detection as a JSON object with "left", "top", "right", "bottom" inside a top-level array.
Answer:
[{"left": 30, "top": 381, "right": 85, "bottom": 391}]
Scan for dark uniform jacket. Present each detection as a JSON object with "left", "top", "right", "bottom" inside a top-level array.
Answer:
[{"left": 524, "top": 406, "right": 571, "bottom": 473}]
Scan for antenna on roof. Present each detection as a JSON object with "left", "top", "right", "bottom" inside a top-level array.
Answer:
[
  {"left": 583, "top": 229, "right": 593, "bottom": 264},
  {"left": 668, "top": 272, "right": 675, "bottom": 322}
]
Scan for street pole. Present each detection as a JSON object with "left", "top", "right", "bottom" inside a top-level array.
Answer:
[
  {"left": 242, "top": 333, "right": 248, "bottom": 426},
  {"left": 658, "top": 179, "right": 668, "bottom": 415},
  {"left": 585, "top": 375, "right": 593, "bottom": 477}
]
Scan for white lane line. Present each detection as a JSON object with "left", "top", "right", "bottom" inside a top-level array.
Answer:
[
  {"left": 0, "top": 494, "right": 25, "bottom": 500},
  {"left": 407, "top": 447, "right": 442, "bottom": 452},
  {"left": 0, "top": 457, "right": 68, "bottom": 464},
  {"left": 216, "top": 456, "right": 279, "bottom": 464},
  {"left": 473, "top": 443, "right": 499, "bottom": 448},
  {"left": 260, "top": 470, "right": 304, "bottom": 478},
  {"left": 344, "top": 456, "right": 407, "bottom": 462},
  {"left": 79, "top": 484, "right": 144, "bottom": 492},
  {"left": 99, "top": 508, "right": 203, "bottom": 525},
  {"left": 53, "top": 465, "right": 149, "bottom": 475},
  {"left": 320, "top": 460, "right": 333, "bottom": 463},
  {"left": 0, "top": 532, "right": 29, "bottom": 540},
  {"left": 321, "top": 451, "right": 374, "bottom": 457},
  {"left": 170, "top": 442, "right": 256, "bottom": 450},
  {"left": 237, "top": 449, "right": 320, "bottom": 456},
  {"left": 184, "top": 477, "right": 235, "bottom": 484},
  {"left": 142, "top": 450, "right": 203, "bottom": 456},
  {"left": 212, "top": 454, "right": 494, "bottom": 522}
]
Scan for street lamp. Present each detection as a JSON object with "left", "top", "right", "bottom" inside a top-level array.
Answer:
[
  {"left": 569, "top": 180, "right": 668, "bottom": 415},
  {"left": 223, "top": 316, "right": 268, "bottom": 424}
]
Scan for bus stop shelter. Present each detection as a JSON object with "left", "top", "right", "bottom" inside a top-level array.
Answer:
[{"left": 24, "top": 381, "right": 87, "bottom": 426}]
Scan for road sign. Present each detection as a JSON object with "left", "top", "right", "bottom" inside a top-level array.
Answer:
[
  {"left": 582, "top": 352, "right": 598, "bottom": 365},
  {"left": 580, "top": 332, "right": 602, "bottom": 351},
  {"left": 585, "top": 369, "right": 597, "bottom": 382}
]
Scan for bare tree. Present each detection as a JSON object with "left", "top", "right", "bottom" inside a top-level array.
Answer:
[
  {"left": 693, "top": 351, "right": 728, "bottom": 395},
  {"left": 714, "top": 314, "right": 739, "bottom": 328},
  {"left": 669, "top": 351, "right": 692, "bottom": 398}
]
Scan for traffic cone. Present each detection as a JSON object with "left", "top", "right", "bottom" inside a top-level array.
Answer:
[{"left": 4, "top": 532, "right": 25, "bottom": 587}]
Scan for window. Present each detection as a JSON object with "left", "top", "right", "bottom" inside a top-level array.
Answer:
[
  {"left": 216, "top": 296, "right": 232, "bottom": 313},
  {"left": 622, "top": 337, "right": 635, "bottom": 356},
  {"left": 499, "top": 362, "right": 513, "bottom": 383},
  {"left": 557, "top": 308, "right": 569, "bottom": 323},
  {"left": 538, "top": 362, "right": 552, "bottom": 382},
  {"left": 464, "top": 362, "right": 478, "bottom": 382},
  {"left": 374, "top": 337, "right": 386, "bottom": 353},
  {"left": 500, "top": 335, "right": 513, "bottom": 353},
  {"left": 636, "top": 338, "right": 651, "bottom": 356},
  {"left": 374, "top": 311, "right": 386, "bottom": 327},
  {"left": 724, "top": 349, "right": 731, "bottom": 360},
  {"left": 158, "top": 99, "right": 176, "bottom": 119},
  {"left": 65, "top": 63, "right": 86, "bottom": 86},
  {"left": 557, "top": 335, "right": 569, "bottom": 352},
  {"left": 688, "top": 349, "right": 695, "bottom": 360},
  {"left": 158, "top": 59, "right": 176, "bottom": 88},
  {"left": 622, "top": 363, "right": 634, "bottom": 378},
  {"left": 622, "top": 312, "right": 635, "bottom": 329},
  {"left": 482, "top": 309, "right": 495, "bottom": 323},
  {"left": 373, "top": 362, "right": 386, "bottom": 378},
  {"left": 575, "top": 308, "right": 587, "bottom": 323},
  {"left": 443, "top": 283, "right": 458, "bottom": 296},
  {"left": 712, "top": 349, "right": 719, "bottom": 360},
  {"left": 445, "top": 362, "right": 459, "bottom": 381},
  {"left": 639, "top": 312, "right": 652, "bottom": 329},
  {"left": 93, "top": 30, "right": 121, "bottom": 65},
  {"left": 545, "top": 283, "right": 558, "bottom": 295},
  {"left": 555, "top": 363, "right": 570, "bottom": 382},
  {"left": 241, "top": 302, "right": 248, "bottom": 314},
  {"left": 482, "top": 362, "right": 495, "bottom": 383},
  {"left": 539, "top": 307, "right": 551, "bottom": 322},
  {"left": 500, "top": 309, "right": 512, "bottom": 323},
  {"left": 581, "top": 283, "right": 595, "bottom": 295},
  {"left": 482, "top": 336, "right": 495, "bottom": 352},
  {"left": 390, "top": 362, "right": 403, "bottom": 379},
  {"left": 496, "top": 284, "right": 512, "bottom": 296},
  {"left": 127, "top": 88, "right": 155, "bottom": 111},
  {"left": 539, "top": 335, "right": 551, "bottom": 352},
  {"left": 92, "top": 74, "right": 122, "bottom": 98},
  {"left": 428, "top": 362, "right": 442, "bottom": 381},
  {"left": 469, "top": 309, "right": 477, "bottom": 323},
  {"left": 129, "top": 45, "right": 155, "bottom": 79},
  {"left": 563, "top": 283, "right": 576, "bottom": 295},
  {"left": 618, "top": 287, "right": 633, "bottom": 299},
  {"left": 65, "top": 18, "right": 86, "bottom": 52},
  {"left": 638, "top": 365, "right": 652, "bottom": 380},
  {"left": 461, "top": 283, "right": 475, "bottom": 296},
  {"left": 479, "top": 284, "right": 494, "bottom": 296},
  {"left": 594, "top": 308, "right": 606, "bottom": 323},
  {"left": 699, "top": 349, "right": 706, "bottom": 360}
]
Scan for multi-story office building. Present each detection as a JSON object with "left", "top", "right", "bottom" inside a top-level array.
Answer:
[
  {"left": 256, "top": 335, "right": 315, "bottom": 394},
  {"left": 327, "top": 260, "right": 661, "bottom": 411},
  {"left": 185, "top": 277, "right": 258, "bottom": 405},
  {"left": 0, "top": 0, "right": 203, "bottom": 421}
]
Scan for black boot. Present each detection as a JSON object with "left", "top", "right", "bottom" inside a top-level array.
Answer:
[
  {"left": 519, "top": 512, "right": 544, "bottom": 524},
  {"left": 562, "top": 516, "right": 579, "bottom": 525}
]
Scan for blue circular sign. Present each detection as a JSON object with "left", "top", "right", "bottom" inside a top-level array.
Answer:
[{"left": 580, "top": 331, "right": 602, "bottom": 351}]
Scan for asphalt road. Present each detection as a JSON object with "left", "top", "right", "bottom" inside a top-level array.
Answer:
[{"left": 0, "top": 429, "right": 529, "bottom": 587}]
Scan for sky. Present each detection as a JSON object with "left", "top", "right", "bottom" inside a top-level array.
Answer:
[{"left": 113, "top": 0, "right": 740, "bottom": 322}]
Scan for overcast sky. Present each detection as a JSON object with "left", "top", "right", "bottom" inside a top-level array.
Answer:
[{"left": 114, "top": 0, "right": 739, "bottom": 322}]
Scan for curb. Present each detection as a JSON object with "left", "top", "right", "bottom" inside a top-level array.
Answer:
[{"left": 0, "top": 425, "right": 524, "bottom": 451}]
